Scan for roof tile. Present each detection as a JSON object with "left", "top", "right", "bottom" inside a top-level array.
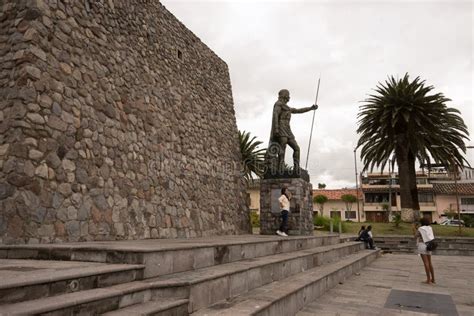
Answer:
[
  {"left": 433, "top": 183, "right": 474, "bottom": 195},
  {"left": 313, "top": 189, "right": 363, "bottom": 200}
]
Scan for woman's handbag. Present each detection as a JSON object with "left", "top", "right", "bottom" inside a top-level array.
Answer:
[{"left": 425, "top": 239, "right": 438, "bottom": 251}]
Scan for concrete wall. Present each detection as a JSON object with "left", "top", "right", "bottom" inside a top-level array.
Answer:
[
  {"left": 436, "top": 195, "right": 456, "bottom": 216},
  {"left": 247, "top": 188, "right": 260, "bottom": 213},
  {"left": 0, "top": 0, "right": 249, "bottom": 244}
]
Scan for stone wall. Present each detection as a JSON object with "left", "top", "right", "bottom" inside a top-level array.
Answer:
[{"left": 0, "top": 0, "right": 250, "bottom": 244}]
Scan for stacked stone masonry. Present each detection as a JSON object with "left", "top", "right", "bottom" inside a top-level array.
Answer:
[
  {"left": 0, "top": 0, "right": 250, "bottom": 244},
  {"left": 260, "top": 177, "right": 314, "bottom": 236}
]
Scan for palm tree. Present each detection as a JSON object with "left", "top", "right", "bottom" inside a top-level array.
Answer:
[
  {"left": 239, "top": 130, "right": 266, "bottom": 184},
  {"left": 357, "top": 74, "right": 469, "bottom": 221}
]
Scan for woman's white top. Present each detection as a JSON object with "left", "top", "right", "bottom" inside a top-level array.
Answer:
[
  {"left": 279, "top": 195, "right": 290, "bottom": 211},
  {"left": 418, "top": 226, "right": 434, "bottom": 243}
]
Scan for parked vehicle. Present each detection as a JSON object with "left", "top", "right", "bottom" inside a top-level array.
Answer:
[{"left": 440, "top": 219, "right": 465, "bottom": 226}]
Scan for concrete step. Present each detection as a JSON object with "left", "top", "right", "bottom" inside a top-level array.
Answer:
[
  {"left": 0, "top": 241, "right": 363, "bottom": 315},
  {"left": 344, "top": 235, "right": 474, "bottom": 256},
  {"left": 0, "top": 285, "right": 129, "bottom": 315},
  {"left": 192, "top": 249, "right": 381, "bottom": 316},
  {"left": 0, "top": 259, "right": 144, "bottom": 305},
  {"left": 0, "top": 235, "right": 340, "bottom": 278},
  {"left": 148, "top": 241, "right": 365, "bottom": 313},
  {"left": 381, "top": 246, "right": 474, "bottom": 256},
  {"left": 102, "top": 298, "right": 189, "bottom": 316}
]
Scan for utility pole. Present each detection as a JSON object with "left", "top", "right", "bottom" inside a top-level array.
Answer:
[
  {"left": 354, "top": 148, "right": 361, "bottom": 222},
  {"left": 388, "top": 158, "right": 392, "bottom": 221},
  {"left": 453, "top": 158, "right": 461, "bottom": 235}
]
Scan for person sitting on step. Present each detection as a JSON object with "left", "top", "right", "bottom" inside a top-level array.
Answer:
[
  {"left": 355, "top": 225, "right": 366, "bottom": 241},
  {"left": 359, "top": 225, "right": 376, "bottom": 249}
]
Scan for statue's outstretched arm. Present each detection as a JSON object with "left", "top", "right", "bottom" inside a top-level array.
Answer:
[{"left": 290, "top": 104, "right": 318, "bottom": 114}]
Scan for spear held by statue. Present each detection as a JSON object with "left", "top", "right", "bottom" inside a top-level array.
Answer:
[{"left": 305, "top": 76, "right": 321, "bottom": 170}]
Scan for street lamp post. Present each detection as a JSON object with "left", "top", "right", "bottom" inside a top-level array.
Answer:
[
  {"left": 388, "top": 158, "right": 392, "bottom": 221},
  {"left": 354, "top": 148, "right": 361, "bottom": 223},
  {"left": 452, "top": 160, "right": 461, "bottom": 235}
]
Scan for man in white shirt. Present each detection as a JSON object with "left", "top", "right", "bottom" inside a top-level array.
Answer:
[
  {"left": 277, "top": 188, "right": 291, "bottom": 237},
  {"left": 359, "top": 225, "right": 376, "bottom": 249}
]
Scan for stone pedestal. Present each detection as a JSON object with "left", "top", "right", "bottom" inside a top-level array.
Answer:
[{"left": 259, "top": 175, "right": 313, "bottom": 236}]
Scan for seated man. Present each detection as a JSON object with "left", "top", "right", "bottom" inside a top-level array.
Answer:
[{"left": 359, "top": 225, "right": 376, "bottom": 249}]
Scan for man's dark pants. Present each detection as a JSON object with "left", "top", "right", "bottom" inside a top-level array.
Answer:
[{"left": 362, "top": 237, "right": 375, "bottom": 249}]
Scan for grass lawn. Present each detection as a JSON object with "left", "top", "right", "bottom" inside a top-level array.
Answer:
[{"left": 344, "top": 222, "right": 474, "bottom": 237}]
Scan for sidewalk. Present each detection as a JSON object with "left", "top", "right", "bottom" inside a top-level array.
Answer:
[{"left": 298, "top": 254, "right": 473, "bottom": 316}]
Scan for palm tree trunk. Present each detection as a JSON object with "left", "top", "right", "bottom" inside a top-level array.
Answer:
[
  {"left": 407, "top": 151, "right": 420, "bottom": 218},
  {"left": 396, "top": 145, "right": 420, "bottom": 222}
]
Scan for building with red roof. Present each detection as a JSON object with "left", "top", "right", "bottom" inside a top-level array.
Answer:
[{"left": 313, "top": 189, "right": 363, "bottom": 221}]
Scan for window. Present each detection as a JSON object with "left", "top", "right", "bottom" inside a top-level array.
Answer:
[
  {"left": 416, "top": 178, "right": 428, "bottom": 185},
  {"left": 390, "top": 178, "right": 399, "bottom": 185},
  {"left": 345, "top": 211, "right": 356, "bottom": 219},
  {"left": 418, "top": 193, "right": 433, "bottom": 203},
  {"left": 364, "top": 193, "right": 389, "bottom": 203},
  {"left": 461, "top": 198, "right": 474, "bottom": 205},
  {"left": 177, "top": 49, "right": 183, "bottom": 60},
  {"left": 330, "top": 211, "right": 341, "bottom": 219},
  {"left": 368, "top": 179, "right": 389, "bottom": 185}
]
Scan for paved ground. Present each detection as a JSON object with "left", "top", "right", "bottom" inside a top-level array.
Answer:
[{"left": 298, "top": 254, "right": 474, "bottom": 316}]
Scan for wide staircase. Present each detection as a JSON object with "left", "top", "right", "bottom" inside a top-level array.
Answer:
[{"left": 0, "top": 235, "right": 380, "bottom": 315}]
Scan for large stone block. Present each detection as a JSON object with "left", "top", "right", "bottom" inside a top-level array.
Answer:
[{"left": 259, "top": 176, "right": 314, "bottom": 236}]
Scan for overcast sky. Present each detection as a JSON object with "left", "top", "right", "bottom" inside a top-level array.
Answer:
[{"left": 162, "top": 0, "right": 473, "bottom": 189}]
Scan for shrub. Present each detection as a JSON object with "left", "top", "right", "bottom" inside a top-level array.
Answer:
[
  {"left": 313, "top": 215, "right": 346, "bottom": 233},
  {"left": 392, "top": 212, "right": 402, "bottom": 228},
  {"left": 250, "top": 211, "right": 260, "bottom": 227},
  {"left": 461, "top": 215, "right": 474, "bottom": 228},
  {"left": 314, "top": 215, "right": 329, "bottom": 227}
]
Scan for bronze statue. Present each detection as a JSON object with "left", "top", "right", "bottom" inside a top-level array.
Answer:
[{"left": 267, "top": 89, "right": 317, "bottom": 172}]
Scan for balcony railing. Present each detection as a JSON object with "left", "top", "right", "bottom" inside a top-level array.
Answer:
[{"left": 419, "top": 202, "right": 435, "bottom": 206}]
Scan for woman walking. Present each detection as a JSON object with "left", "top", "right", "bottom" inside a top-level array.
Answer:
[
  {"left": 415, "top": 217, "right": 436, "bottom": 284},
  {"left": 276, "top": 188, "right": 291, "bottom": 237}
]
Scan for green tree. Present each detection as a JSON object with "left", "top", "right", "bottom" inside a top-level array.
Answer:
[
  {"left": 341, "top": 194, "right": 357, "bottom": 213},
  {"left": 313, "top": 194, "right": 328, "bottom": 216},
  {"left": 318, "top": 183, "right": 326, "bottom": 189},
  {"left": 239, "top": 130, "right": 266, "bottom": 184},
  {"left": 357, "top": 74, "right": 469, "bottom": 221}
]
